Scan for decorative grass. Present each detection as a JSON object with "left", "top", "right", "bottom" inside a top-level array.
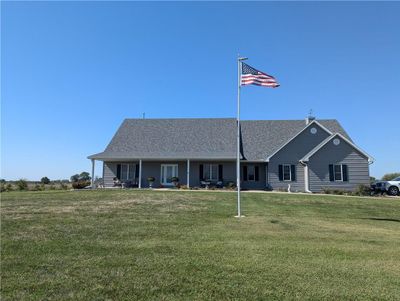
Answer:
[{"left": 1, "top": 190, "right": 399, "bottom": 300}]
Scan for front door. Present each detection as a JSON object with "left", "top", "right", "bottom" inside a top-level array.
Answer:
[{"left": 161, "top": 164, "right": 178, "bottom": 186}]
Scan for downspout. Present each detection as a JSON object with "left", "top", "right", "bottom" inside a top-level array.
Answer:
[{"left": 300, "top": 160, "right": 312, "bottom": 193}]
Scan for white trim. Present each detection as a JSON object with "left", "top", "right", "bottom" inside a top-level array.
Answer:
[
  {"left": 91, "top": 159, "right": 95, "bottom": 189},
  {"left": 186, "top": 159, "right": 190, "bottom": 188},
  {"left": 138, "top": 160, "right": 142, "bottom": 188},
  {"left": 300, "top": 133, "right": 374, "bottom": 163},
  {"left": 266, "top": 120, "right": 333, "bottom": 162}
]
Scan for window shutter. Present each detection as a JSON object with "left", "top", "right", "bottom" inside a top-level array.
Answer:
[
  {"left": 117, "top": 164, "right": 121, "bottom": 179},
  {"left": 218, "top": 164, "right": 223, "bottom": 181},
  {"left": 291, "top": 165, "right": 296, "bottom": 181},
  {"left": 278, "top": 165, "right": 283, "bottom": 181},
  {"left": 199, "top": 164, "right": 204, "bottom": 181},
  {"left": 329, "top": 164, "right": 334, "bottom": 182},
  {"left": 135, "top": 164, "right": 139, "bottom": 178},
  {"left": 255, "top": 166, "right": 259, "bottom": 181},
  {"left": 342, "top": 165, "right": 348, "bottom": 181},
  {"left": 243, "top": 166, "right": 248, "bottom": 181}
]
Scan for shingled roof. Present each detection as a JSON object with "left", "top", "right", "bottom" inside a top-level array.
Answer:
[{"left": 88, "top": 118, "right": 350, "bottom": 161}]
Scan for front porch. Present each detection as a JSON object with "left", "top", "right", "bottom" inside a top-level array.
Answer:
[{"left": 90, "top": 159, "right": 267, "bottom": 190}]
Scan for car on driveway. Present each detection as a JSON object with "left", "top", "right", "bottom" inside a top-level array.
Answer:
[{"left": 372, "top": 177, "right": 400, "bottom": 196}]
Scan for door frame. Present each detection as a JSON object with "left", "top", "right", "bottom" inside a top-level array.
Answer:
[{"left": 160, "top": 164, "right": 179, "bottom": 186}]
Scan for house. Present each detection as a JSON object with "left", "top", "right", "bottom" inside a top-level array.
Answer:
[{"left": 88, "top": 117, "right": 373, "bottom": 192}]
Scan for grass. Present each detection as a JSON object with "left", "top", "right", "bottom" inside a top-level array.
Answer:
[{"left": 1, "top": 190, "right": 400, "bottom": 300}]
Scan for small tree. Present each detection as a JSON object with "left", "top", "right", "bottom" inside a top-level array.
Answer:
[
  {"left": 381, "top": 172, "right": 400, "bottom": 181},
  {"left": 79, "top": 172, "right": 91, "bottom": 181},
  {"left": 41, "top": 177, "right": 50, "bottom": 185},
  {"left": 16, "top": 179, "right": 28, "bottom": 191},
  {"left": 70, "top": 174, "right": 80, "bottom": 183}
]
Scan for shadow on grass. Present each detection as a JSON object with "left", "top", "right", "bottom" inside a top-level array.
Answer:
[{"left": 363, "top": 217, "right": 400, "bottom": 223}]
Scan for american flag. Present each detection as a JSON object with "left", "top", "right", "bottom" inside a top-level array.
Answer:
[{"left": 241, "top": 62, "right": 279, "bottom": 88}]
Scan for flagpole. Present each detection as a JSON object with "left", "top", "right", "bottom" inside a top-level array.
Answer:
[{"left": 236, "top": 55, "right": 247, "bottom": 218}]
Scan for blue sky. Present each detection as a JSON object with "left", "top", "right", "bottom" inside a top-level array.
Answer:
[{"left": 1, "top": 1, "right": 399, "bottom": 180}]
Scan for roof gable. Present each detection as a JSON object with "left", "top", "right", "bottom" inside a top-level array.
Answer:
[{"left": 300, "top": 133, "right": 374, "bottom": 163}]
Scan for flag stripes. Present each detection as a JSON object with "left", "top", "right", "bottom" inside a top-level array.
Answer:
[{"left": 240, "top": 62, "right": 279, "bottom": 88}]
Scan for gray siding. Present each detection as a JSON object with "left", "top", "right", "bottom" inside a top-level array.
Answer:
[
  {"left": 308, "top": 136, "right": 370, "bottom": 192},
  {"left": 268, "top": 123, "right": 330, "bottom": 192},
  {"left": 241, "top": 163, "right": 267, "bottom": 190}
]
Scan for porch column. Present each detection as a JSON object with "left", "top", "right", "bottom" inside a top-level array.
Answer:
[
  {"left": 187, "top": 159, "right": 190, "bottom": 188},
  {"left": 265, "top": 163, "right": 268, "bottom": 187},
  {"left": 91, "top": 159, "right": 95, "bottom": 189},
  {"left": 304, "top": 163, "right": 312, "bottom": 193},
  {"left": 138, "top": 159, "right": 142, "bottom": 188}
]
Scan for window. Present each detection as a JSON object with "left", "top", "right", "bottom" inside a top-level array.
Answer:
[
  {"left": 203, "top": 164, "right": 218, "bottom": 181},
  {"left": 278, "top": 164, "right": 296, "bottom": 182},
  {"left": 117, "top": 163, "right": 136, "bottom": 180},
  {"left": 243, "top": 165, "right": 260, "bottom": 182},
  {"left": 329, "top": 164, "right": 348, "bottom": 182},
  {"left": 248, "top": 165, "right": 255, "bottom": 181},
  {"left": 334, "top": 165, "right": 342, "bottom": 181},
  {"left": 161, "top": 164, "right": 178, "bottom": 185},
  {"left": 283, "top": 164, "right": 291, "bottom": 181}
]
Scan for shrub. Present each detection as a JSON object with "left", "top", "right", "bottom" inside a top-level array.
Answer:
[
  {"left": 0, "top": 183, "right": 5, "bottom": 192},
  {"left": 16, "top": 179, "right": 28, "bottom": 191},
  {"left": 171, "top": 177, "right": 179, "bottom": 182},
  {"left": 49, "top": 185, "right": 56, "bottom": 190},
  {"left": 72, "top": 181, "right": 91, "bottom": 189},
  {"left": 180, "top": 185, "right": 188, "bottom": 190},
  {"left": 5, "top": 183, "right": 13, "bottom": 192},
  {"left": 226, "top": 181, "right": 236, "bottom": 189},
  {"left": 70, "top": 172, "right": 91, "bottom": 183},
  {"left": 41, "top": 177, "right": 50, "bottom": 185},
  {"left": 354, "top": 184, "right": 372, "bottom": 196},
  {"left": 31, "top": 184, "right": 41, "bottom": 191},
  {"left": 147, "top": 177, "right": 155, "bottom": 182},
  {"left": 60, "top": 183, "right": 68, "bottom": 190},
  {"left": 381, "top": 172, "right": 400, "bottom": 181}
]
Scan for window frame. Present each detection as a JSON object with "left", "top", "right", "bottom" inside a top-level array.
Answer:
[
  {"left": 203, "top": 163, "right": 218, "bottom": 181},
  {"left": 283, "top": 164, "right": 291, "bottom": 181},
  {"left": 119, "top": 163, "right": 135, "bottom": 181},
  {"left": 333, "top": 164, "right": 343, "bottom": 182},
  {"left": 247, "top": 165, "right": 255, "bottom": 181}
]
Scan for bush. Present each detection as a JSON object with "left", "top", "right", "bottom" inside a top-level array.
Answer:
[
  {"left": 72, "top": 181, "right": 91, "bottom": 189},
  {"left": 147, "top": 177, "right": 155, "bottom": 182},
  {"left": 71, "top": 172, "right": 91, "bottom": 183},
  {"left": 5, "top": 183, "right": 13, "bottom": 192},
  {"left": 16, "top": 179, "right": 28, "bottom": 191},
  {"left": 49, "top": 185, "right": 56, "bottom": 190},
  {"left": 381, "top": 172, "right": 400, "bottom": 181},
  {"left": 171, "top": 177, "right": 179, "bottom": 182},
  {"left": 354, "top": 184, "right": 371, "bottom": 196},
  {"left": 180, "top": 185, "right": 188, "bottom": 190},
  {"left": 31, "top": 184, "right": 42, "bottom": 191},
  {"left": 322, "top": 188, "right": 352, "bottom": 195},
  {"left": 41, "top": 177, "right": 50, "bottom": 185},
  {"left": 60, "top": 183, "right": 68, "bottom": 190}
]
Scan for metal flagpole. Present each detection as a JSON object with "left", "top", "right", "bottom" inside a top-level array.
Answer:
[{"left": 236, "top": 55, "right": 247, "bottom": 218}]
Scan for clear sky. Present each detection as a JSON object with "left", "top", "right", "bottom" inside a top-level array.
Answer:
[{"left": 1, "top": 1, "right": 399, "bottom": 180}]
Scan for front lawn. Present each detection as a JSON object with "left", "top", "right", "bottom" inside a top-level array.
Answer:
[{"left": 1, "top": 190, "right": 399, "bottom": 300}]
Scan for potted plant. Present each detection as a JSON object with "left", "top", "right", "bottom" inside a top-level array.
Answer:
[
  {"left": 171, "top": 177, "right": 179, "bottom": 187},
  {"left": 147, "top": 176, "right": 155, "bottom": 188}
]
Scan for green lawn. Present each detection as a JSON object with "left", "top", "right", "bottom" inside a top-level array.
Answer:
[{"left": 1, "top": 190, "right": 399, "bottom": 300}]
